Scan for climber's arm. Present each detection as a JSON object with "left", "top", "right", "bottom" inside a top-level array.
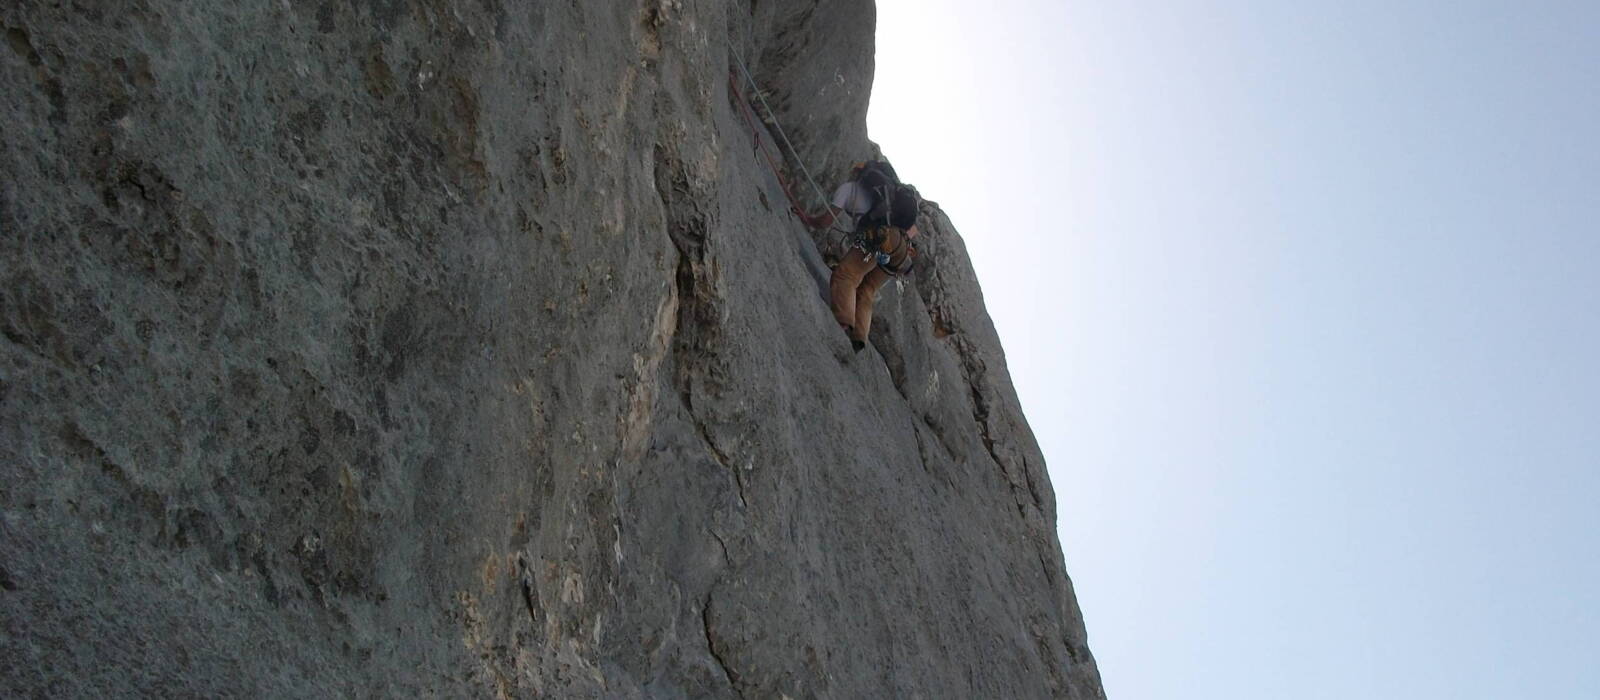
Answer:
[
  {"left": 796, "top": 181, "right": 867, "bottom": 230},
  {"left": 792, "top": 205, "right": 837, "bottom": 230}
]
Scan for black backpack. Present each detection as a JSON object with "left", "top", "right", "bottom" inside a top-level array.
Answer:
[
  {"left": 849, "top": 160, "right": 920, "bottom": 275},
  {"left": 853, "top": 160, "right": 919, "bottom": 232}
]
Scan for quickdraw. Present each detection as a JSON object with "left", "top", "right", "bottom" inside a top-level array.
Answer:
[{"left": 848, "top": 226, "right": 916, "bottom": 276}]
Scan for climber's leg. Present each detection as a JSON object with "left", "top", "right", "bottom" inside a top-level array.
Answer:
[
  {"left": 852, "top": 266, "right": 892, "bottom": 344},
  {"left": 829, "top": 250, "right": 874, "bottom": 338}
]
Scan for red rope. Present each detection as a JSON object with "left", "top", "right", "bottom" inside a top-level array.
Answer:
[{"left": 729, "top": 70, "right": 813, "bottom": 220}]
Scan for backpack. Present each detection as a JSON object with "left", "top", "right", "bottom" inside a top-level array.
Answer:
[
  {"left": 852, "top": 160, "right": 919, "bottom": 232},
  {"left": 850, "top": 160, "right": 921, "bottom": 275}
]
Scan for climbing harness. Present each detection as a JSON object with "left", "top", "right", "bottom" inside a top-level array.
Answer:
[
  {"left": 844, "top": 221, "right": 915, "bottom": 277},
  {"left": 848, "top": 164, "right": 920, "bottom": 275}
]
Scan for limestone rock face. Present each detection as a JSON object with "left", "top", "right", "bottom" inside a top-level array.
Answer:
[{"left": 0, "top": 2, "right": 1103, "bottom": 697}]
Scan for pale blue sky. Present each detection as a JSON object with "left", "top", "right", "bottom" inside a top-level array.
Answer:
[{"left": 870, "top": 2, "right": 1599, "bottom": 698}]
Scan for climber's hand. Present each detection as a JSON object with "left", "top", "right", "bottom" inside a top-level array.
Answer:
[{"left": 792, "top": 207, "right": 824, "bottom": 228}]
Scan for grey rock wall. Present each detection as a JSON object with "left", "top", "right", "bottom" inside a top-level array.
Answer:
[{"left": 0, "top": 1, "right": 1103, "bottom": 697}]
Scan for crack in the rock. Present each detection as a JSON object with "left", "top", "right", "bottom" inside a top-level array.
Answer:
[
  {"left": 515, "top": 553, "right": 541, "bottom": 625},
  {"left": 654, "top": 136, "right": 747, "bottom": 511},
  {"left": 927, "top": 279, "right": 1070, "bottom": 616},
  {"left": 952, "top": 339, "right": 1014, "bottom": 486},
  {"left": 945, "top": 334, "right": 1045, "bottom": 531},
  {"left": 1028, "top": 609, "right": 1071, "bottom": 695},
  {"left": 910, "top": 412, "right": 934, "bottom": 477},
  {"left": 708, "top": 527, "right": 733, "bottom": 566},
  {"left": 1021, "top": 453, "right": 1046, "bottom": 511},
  {"left": 906, "top": 219, "right": 1016, "bottom": 493},
  {"left": 1037, "top": 550, "right": 1057, "bottom": 588},
  {"left": 921, "top": 412, "right": 959, "bottom": 462},
  {"left": 702, "top": 594, "right": 747, "bottom": 699},
  {"left": 679, "top": 384, "right": 748, "bottom": 509},
  {"left": 665, "top": 255, "right": 747, "bottom": 509}
]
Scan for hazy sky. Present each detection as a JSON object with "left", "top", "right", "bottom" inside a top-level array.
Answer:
[{"left": 869, "top": 2, "right": 1599, "bottom": 698}]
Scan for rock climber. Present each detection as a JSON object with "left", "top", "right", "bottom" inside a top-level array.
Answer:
[{"left": 794, "top": 160, "right": 921, "bottom": 352}]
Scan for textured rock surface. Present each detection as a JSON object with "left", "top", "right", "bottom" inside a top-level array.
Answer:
[{"left": 0, "top": 1, "right": 1102, "bottom": 697}]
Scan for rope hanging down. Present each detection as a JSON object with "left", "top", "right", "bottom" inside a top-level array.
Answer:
[
  {"left": 727, "top": 72, "right": 797, "bottom": 206},
  {"left": 729, "top": 51, "right": 841, "bottom": 226}
]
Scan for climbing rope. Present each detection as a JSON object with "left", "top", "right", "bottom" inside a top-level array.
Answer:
[
  {"left": 727, "top": 71, "right": 799, "bottom": 206},
  {"left": 728, "top": 50, "right": 842, "bottom": 227}
]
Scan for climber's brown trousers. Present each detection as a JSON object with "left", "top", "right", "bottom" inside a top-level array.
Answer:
[{"left": 829, "top": 249, "right": 892, "bottom": 343}]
